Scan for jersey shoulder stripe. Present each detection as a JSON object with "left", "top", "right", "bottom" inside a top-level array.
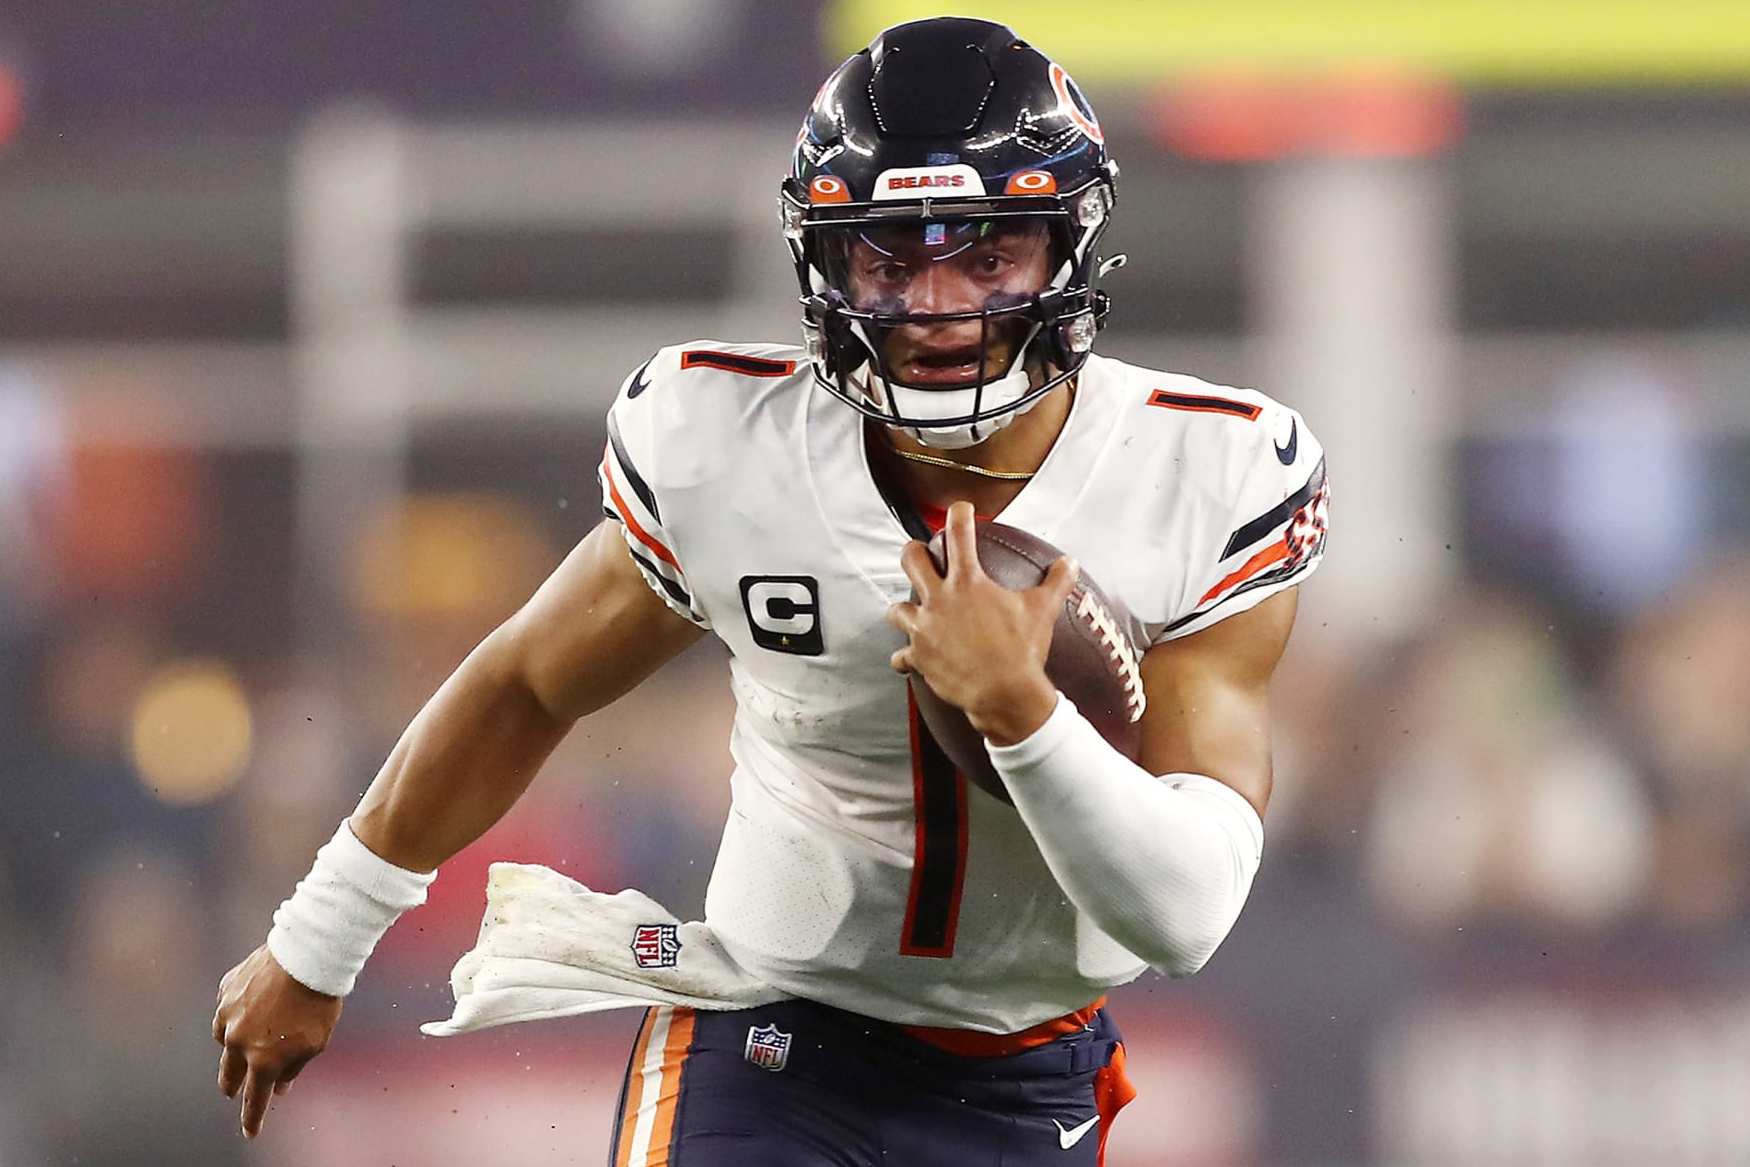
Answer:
[
  {"left": 601, "top": 451, "right": 676, "bottom": 570},
  {"left": 679, "top": 349, "right": 797, "bottom": 378},
  {"left": 1111, "top": 365, "right": 1329, "bottom": 643},
  {"left": 606, "top": 412, "right": 662, "bottom": 524},
  {"left": 1201, "top": 539, "right": 1293, "bottom": 605},
  {"left": 596, "top": 340, "right": 807, "bottom": 630},
  {"left": 1159, "top": 460, "right": 1328, "bottom": 636},
  {"left": 616, "top": 534, "right": 698, "bottom": 613},
  {"left": 1145, "top": 388, "right": 1263, "bottom": 421},
  {"left": 1222, "top": 456, "right": 1327, "bottom": 560}
]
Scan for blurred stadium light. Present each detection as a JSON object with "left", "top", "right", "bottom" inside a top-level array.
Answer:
[{"left": 128, "top": 659, "right": 254, "bottom": 805}]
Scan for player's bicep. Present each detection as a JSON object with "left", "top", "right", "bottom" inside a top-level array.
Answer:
[
  {"left": 1134, "top": 586, "right": 1298, "bottom": 817},
  {"left": 499, "top": 519, "right": 705, "bottom": 723}
]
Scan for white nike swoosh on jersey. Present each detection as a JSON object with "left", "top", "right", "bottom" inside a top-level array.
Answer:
[{"left": 1053, "top": 1115, "right": 1099, "bottom": 1149}]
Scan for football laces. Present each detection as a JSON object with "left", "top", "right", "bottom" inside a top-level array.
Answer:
[{"left": 1075, "top": 590, "right": 1146, "bottom": 722}]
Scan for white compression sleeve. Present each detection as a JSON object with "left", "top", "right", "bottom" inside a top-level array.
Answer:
[
  {"left": 986, "top": 693, "right": 1264, "bottom": 977},
  {"left": 266, "top": 820, "right": 436, "bottom": 997}
]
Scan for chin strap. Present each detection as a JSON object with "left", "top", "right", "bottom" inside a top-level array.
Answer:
[
  {"left": 870, "top": 367, "right": 1037, "bottom": 449},
  {"left": 848, "top": 352, "right": 1053, "bottom": 450}
]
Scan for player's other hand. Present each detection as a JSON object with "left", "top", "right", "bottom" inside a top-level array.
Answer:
[
  {"left": 887, "top": 500, "right": 1077, "bottom": 746},
  {"left": 212, "top": 944, "right": 343, "bottom": 1138}
]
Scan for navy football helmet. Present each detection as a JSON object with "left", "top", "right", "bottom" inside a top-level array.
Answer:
[{"left": 781, "top": 17, "right": 1121, "bottom": 447}]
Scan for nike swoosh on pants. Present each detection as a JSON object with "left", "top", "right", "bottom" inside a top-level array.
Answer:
[{"left": 1053, "top": 1115, "right": 1099, "bottom": 1149}]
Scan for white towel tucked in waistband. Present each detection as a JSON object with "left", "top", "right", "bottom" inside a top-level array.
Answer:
[{"left": 421, "top": 863, "right": 788, "bottom": 1037}]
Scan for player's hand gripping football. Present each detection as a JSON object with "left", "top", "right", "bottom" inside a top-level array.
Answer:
[
  {"left": 213, "top": 944, "right": 343, "bottom": 1138},
  {"left": 888, "top": 501, "right": 1078, "bottom": 747}
]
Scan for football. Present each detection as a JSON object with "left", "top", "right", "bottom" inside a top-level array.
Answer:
[{"left": 908, "top": 522, "right": 1146, "bottom": 804}]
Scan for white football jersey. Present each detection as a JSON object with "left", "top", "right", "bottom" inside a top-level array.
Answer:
[{"left": 597, "top": 341, "right": 1328, "bottom": 1034}]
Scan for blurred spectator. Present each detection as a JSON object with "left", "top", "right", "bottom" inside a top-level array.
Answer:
[
  {"left": 0, "top": 29, "right": 22, "bottom": 151},
  {"left": 213, "top": 673, "right": 370, "bottom": 960},
  {"left": 1257, "top": 623, "right": 1385, "bottom": 870},
  {"left": 1366, "top": 589, "right": 1653, "bottom": 934},
  {"left": 558, "top": 640, "right": 736, "bottom": 914},
  {"left": 0, "top": 366, "right": 63, "bottom": 864},
  {"left": 1464, "top": 355, "right": 1709, "bottom": 625},
  {"left": 1, "top": 616, "right": 222, "bottom": 936},
  {"left": 0, "top": 862, "right": 29, "bottom": 1160},
  {"left": 1547, "top": 358, "right": 1708, "bottom": 615},
  {"left": 15, "top": 846, "right": 246, "bottom": 1165},
  {"left": 0, "top": 362, "right": 65, "bottom": 629},
  {"left": 1610, "top": 552, "right": 1750, "bottom": 930},
  {"left": 583, "top": 0, "right": 742, "bottom": 80},
  {"left": 349, "top": 490, "right": 562, "bottom": 733},
  {"left": 43, "top": 407, "right": 213, "bottom": 605}
]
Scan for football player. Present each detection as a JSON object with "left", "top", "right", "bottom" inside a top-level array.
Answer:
[{"left": 214, "top": 17, "right": 1328, "bottom": 1166}]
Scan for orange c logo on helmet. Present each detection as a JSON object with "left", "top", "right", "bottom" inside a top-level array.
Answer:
[
  {"left": 1005, "top": 169, "right": 1058, "bottom": 195},
  {"left": 809, "top": 175, "right": 851, "bottom": 203},
  {"left": 1049, "top": 63, "right": 1104, "bottom": 146}
]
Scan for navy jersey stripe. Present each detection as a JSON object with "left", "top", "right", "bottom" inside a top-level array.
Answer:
[
  {"left": 606, "top": 414, "right": 661, "bottom": 524},
  {"left": 603, "top": 505, "right": 698, "bottom": 612},
  {"left": 900, "top": 695, "right": 968, "bottom": 959},
  {"left": 1220, "top": 457, "right": 1327, "bottom": 561},
  {"left": 680, "top": 350, "right": 797, "bottom": 378},
  {"left": 1146, "top": 390, "right": 1262, "bottom": 420},
  {"left": 860, "top": 425, "right": 934, "bottom": 542},
  {"left": 628, "top": 547, "right": 698, "bottom": 612}
]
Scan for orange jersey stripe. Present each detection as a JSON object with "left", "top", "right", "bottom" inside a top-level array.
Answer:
[
  {"left": 902, "top": 997, "right": 1107, "bottom": 1057},
  {"left": 601, "top": 453, "right": 680, "bottom": 570},
  {"left": 1200, "top": 537, "right": 1290, "bottom": 605}
]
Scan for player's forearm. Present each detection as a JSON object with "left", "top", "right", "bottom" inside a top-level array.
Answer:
[
  {"left": 265, "top": 629, "right": 573, "bottom": 997},
  {"left": 349, "top": 625, "right": 574, "bottom": 873},
  {"left": 988, "top": 694, "right": 1263, "bottom": 977}
]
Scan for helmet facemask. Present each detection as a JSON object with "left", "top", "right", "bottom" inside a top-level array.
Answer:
[
  {"left": 821, "top": 216, "right": 1055, "bottom": 448},
  {"left": 791, "top": 187, "right": 1113, "bottom": 449},
  {"left": 782, "top": 16, "right": 1120, "bottom": 447}
]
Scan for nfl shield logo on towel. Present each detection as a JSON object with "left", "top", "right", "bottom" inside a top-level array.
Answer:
[
  {"left": 630, "top": 923, "right": 680, "bottom": 969},
  {"left": 743, "top": 1023, "right": 791, "bottom": 1072}
]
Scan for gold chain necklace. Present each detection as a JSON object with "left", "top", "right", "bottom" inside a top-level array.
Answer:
[
  {"left": 887, "top": 447, "right": 1037, "bottom": 480},
  {"left": 876, "top": 378, "right": 1074, "bottom": 482}
]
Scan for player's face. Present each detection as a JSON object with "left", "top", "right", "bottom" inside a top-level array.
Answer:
[{"left": 839, "top": 220, "right": 1055, "bottom": 388}]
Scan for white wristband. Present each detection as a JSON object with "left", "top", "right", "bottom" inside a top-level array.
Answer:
[{"left": 266, "top": 820, "right": 436, "bottom": 997}]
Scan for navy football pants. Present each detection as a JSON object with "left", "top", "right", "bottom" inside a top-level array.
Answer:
[{"left": 607, "top": 998, "right": 1135, "bottom": 1166}]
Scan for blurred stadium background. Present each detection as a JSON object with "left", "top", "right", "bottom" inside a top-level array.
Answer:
[{"left": 3, "top": 2, "right": 1749, "bottom": 1163}]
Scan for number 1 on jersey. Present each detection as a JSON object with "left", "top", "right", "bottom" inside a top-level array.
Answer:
[{"left": 900, "top": 692, "right": 968, "bottom": 958}]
